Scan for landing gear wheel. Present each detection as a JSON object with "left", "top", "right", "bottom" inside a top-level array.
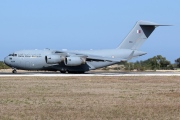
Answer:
[
  {"left": 78, "top": 71, "right": 85, "bottom": 74},
  {"left": 12, "top": 69, "right": 17, "bottom": 74},
  {"left": 60, "top": 68, "right": 67, "bottom": 73},
  {"left": 67, "top": 71, "right": 85, "bottom": 74},
  {"left": 60, "top": 70, "right": 66, "bottom": 73}
]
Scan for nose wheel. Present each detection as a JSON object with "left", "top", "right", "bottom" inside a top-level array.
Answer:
[{"left": 12, "top": 69, "right": 17, "bottom": 73}]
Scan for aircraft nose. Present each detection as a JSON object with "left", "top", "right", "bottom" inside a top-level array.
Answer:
[{"left": 4, "top": 56, "right": 10, "bottom": 66}]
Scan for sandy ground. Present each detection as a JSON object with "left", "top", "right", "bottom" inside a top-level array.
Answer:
[
  {"left": 1, "top": 69, "right": 180, "bottom": 73},
  {"left": 0, "top": 76, "right": 180, "bottom": 120}
]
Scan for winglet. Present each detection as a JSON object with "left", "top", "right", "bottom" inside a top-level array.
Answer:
[
  {"left": 120, "top": 51, "right": 134, "bottom": 62},
  {"left": 127, "top": 51, "right": 134, "bottom": 61}
]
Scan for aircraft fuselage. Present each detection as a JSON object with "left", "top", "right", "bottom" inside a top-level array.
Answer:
[{"left": 4, "top": 49, "right": 145, "bottom": 73}]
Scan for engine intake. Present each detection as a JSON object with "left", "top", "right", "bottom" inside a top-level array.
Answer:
[
  {"left": 45, "top": 55, "right": 64, "bottom": 64},
  {"left": 64, "top": 56, "right": 86, "bottom": 66}
]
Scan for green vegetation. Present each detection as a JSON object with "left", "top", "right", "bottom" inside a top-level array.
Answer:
[
  {"left": 0, "top": 61, "right": 10, "bottom": 69},
  {"left": 122, "top": 55, "right": 175, "bottom": 71},
  {"left": 175, "top": 58, "right": 180, "bottom": 68}
]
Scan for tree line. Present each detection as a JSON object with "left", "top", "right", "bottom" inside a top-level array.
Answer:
[
  {"left": 122, "top": 55, "right": 180, "bottom": 71},
  {"left": 0, "top": 61, "right": 10, "bottom": 69}
]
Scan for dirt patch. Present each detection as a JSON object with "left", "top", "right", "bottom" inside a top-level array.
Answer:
[{"left": 0, "top": 76, "right": 180, "bottom": 119}]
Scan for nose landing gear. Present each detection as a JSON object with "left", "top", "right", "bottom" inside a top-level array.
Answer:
[{"left": 12, "top": 69, "right": 17, "bottom": 73}]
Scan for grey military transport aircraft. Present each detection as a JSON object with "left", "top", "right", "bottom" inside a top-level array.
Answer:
[{"left": 4, "top": 21, "right": 168, "bottom": 73}]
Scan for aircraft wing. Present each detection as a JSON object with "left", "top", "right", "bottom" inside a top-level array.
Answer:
[
  {"left": 86, "top": 51, "right": 134, "bottom": 62},
  {"left": 54, "top": 50, "right": 129, "bottom": 62},
  {"left": 86, "top": 55, "right": 126, "bottom": 62}
]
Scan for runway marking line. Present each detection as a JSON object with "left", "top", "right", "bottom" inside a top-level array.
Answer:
[{"left": 1, "top": 73, "right": 180, "bottom": 77}]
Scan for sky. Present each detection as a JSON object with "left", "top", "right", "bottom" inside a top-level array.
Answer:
[{"left": 0, "top": 0, "right": 179, "bottom": 63}]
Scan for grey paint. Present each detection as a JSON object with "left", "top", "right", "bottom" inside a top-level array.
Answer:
[{"left": 4, "top": 21, "right": 168, "bottom": 73}]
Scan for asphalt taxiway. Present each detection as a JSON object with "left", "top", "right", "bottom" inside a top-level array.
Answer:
[{"left": 1, "top": 71, "right": 180, "bottom": 77}]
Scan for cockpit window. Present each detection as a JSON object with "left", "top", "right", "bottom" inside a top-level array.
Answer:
[{"left": 8, "top": 53, "right": 17, "bottom": 57}]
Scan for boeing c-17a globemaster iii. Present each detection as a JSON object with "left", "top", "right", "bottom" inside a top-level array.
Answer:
[{"left": 4, "top": 21, "right": 169, "bottom": 73}]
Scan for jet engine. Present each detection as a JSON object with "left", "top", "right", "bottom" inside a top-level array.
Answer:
[
  {"left": 45, "top": 55, "right": 64, "bottom": 64},
  {"left": 64, "top": 56, "right": 86, "bottom": 66}
]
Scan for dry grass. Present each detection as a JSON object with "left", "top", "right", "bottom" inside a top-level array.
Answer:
[{"left": 0, "top": 76, "right": 180, "bottom": 120}]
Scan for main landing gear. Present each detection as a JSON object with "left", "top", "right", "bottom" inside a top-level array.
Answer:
[
  {"left": 60, "top": 70, "right": 66, "bottom": 73},
  {"left": 59, "top": 69, "right": 85, "bottom": 74},
  {"left": 60, "top": 68, "right": 66, "bottom": 73}
]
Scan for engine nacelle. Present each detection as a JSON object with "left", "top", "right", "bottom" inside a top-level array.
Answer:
[
  {"left": 64, "top": 56, "right": 86, "bottom": 66},
  {"left": 45, "top": 55, "right": 64, "bottom": 64}
]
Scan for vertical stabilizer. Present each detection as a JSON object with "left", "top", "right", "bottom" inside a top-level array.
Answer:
[{"left": 117, "top": 21, "right": 167, "bottom": 50}]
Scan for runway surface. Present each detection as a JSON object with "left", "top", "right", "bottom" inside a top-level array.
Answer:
[{"left": 1, "top": 71, "right": 180, "bottom": 76}]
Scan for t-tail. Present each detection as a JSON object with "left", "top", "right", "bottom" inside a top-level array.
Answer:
[{"left": 117, "top": 21, "right": 170, "bottom": 50}]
